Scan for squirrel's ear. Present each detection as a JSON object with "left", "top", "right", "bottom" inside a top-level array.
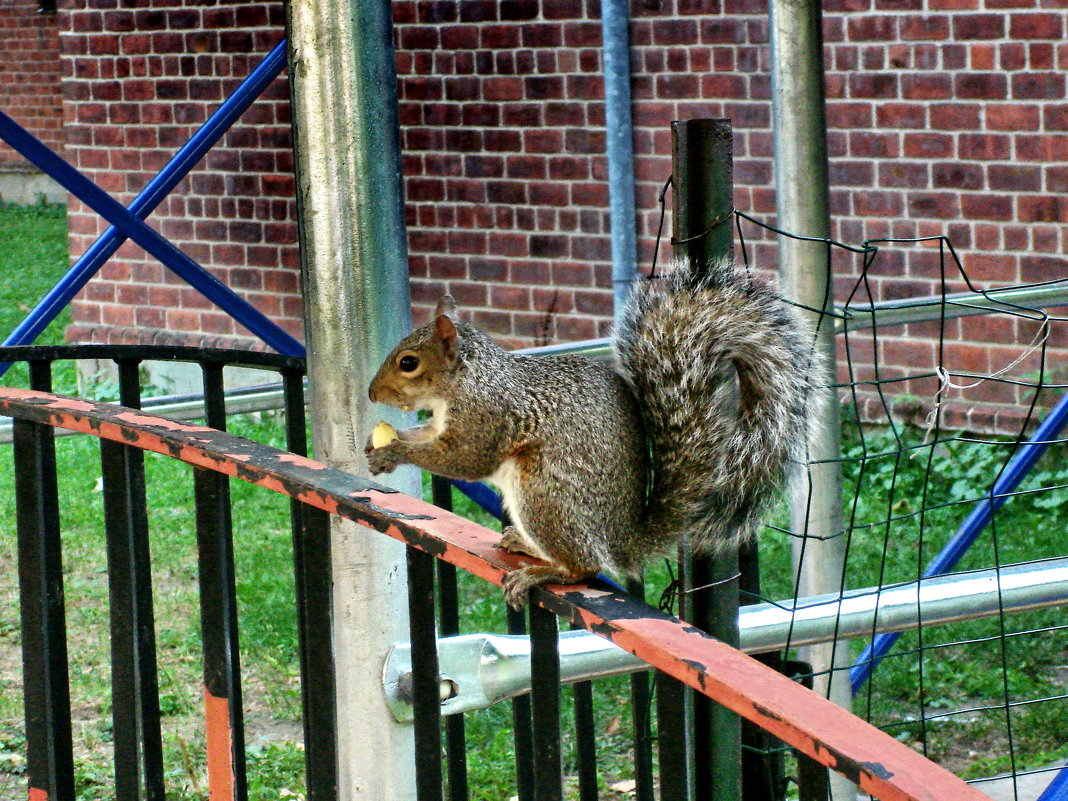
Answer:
[
  {"left": 434, "top": 313, "right": 461, "bottom": 367},
  {"left": 434, "top": 295, "right": 458, "bottom": 320}
]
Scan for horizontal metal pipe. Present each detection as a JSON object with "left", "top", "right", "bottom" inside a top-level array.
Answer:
[
  {"left": 839, "top": 282, "right": 1068, "bottom": 332},
  {"left": 383, "top": 557, "right": 1068, "bottom": 720},
  {"left": 518, "top": 281, "right": 1068, "bottom": 359}
]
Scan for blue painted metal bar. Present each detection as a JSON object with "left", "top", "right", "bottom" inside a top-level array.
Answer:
[
  {"left": 1, "top": 41, "right": 290, "bottom": 369},
  {"left": 452, "top": 478, "right": 502, "bottom": 520},
  {"left": 1036, "top": 760, "right": 1068, "bottom": 801},
  {"left": 850, "top": 388, "right": 1068, "bottom": 692}
]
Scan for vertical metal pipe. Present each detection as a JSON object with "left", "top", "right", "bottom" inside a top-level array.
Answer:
[
  {"left": 599, "top": 0, "right": 639, "bottom": 321},
  {"left": 570, "top": 628, "right": 600, "bottom": 801},
  {"left": 768, "top": 1, "right": 851, "bottom": 798},
  {"left": 285, "top": 0, "right": 419, "bottom": 797}
]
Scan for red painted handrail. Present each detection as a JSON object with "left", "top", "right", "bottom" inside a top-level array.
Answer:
[{"left": 0, "top": 387, "right": 992, "bottom": 801}]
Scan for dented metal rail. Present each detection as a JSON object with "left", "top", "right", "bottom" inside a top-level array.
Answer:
[{"left": 0, "top": 386, "right": 993, "bottom": 801}]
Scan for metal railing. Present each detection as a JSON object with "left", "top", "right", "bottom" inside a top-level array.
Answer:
[{"left": 0, "top": 346, "right": 992, "bottom": 801}]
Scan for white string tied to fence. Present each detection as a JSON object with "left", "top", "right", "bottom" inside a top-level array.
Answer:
[{"left": 915, "top": 318, "right": 1052, "bottom": 453}]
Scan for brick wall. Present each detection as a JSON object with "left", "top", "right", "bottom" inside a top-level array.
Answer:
[
  {"left": 60, "top": 0, "right": 300, "bottom": 348},
  {"left": 0, "top": 0, "right": 63, "bottom": 169},
  {"left": 55, "top": 0, "right": 1068, "bottom": 432}
]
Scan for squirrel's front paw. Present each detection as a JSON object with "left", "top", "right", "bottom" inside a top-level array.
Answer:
[{"left": 365, "top": 442, "right": 403, "bottom": 475}]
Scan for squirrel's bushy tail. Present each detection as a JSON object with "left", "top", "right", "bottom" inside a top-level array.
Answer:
[{"left": 615, "top": 257, "right": 821, "bottom": 556}]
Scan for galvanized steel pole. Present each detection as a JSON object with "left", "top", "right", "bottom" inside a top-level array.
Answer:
[
  {"left": 769, "top": 0, "right": 852, "bottom": 798},
  {"left": 599, "top": 0, "right": 639, "bottom": 322},
  {"left": 285, "top": 2, "right": 419, "bottom": 799}
]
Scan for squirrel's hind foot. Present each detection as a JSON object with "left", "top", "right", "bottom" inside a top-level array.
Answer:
[{"left": 502, "top": 564, "right": 597, "bottom": 610}]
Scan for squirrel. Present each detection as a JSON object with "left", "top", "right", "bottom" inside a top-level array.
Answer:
[{"left": 365, "top": 257, "right": 819, "bottom": 609}]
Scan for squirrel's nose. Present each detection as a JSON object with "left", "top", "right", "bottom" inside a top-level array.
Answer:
[{"left": 369, "top": 385, "right": 378, "bottom": 403}]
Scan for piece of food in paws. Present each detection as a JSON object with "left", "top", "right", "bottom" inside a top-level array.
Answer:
[{"left": 371, "top": 420, "right": 399, "bottom": 448}]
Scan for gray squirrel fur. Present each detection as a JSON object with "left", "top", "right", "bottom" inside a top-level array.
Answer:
[{"left": 366, "top": 257, "right": 819, "bottom": 608}]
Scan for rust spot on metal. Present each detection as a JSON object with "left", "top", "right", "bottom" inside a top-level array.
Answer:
[
  {"left": 114, "top": 411, "right": 215, "bottom": 433},
  {"left": 204, "top": 688, "right": 234, "bottom": 801},
  {"left": 278, "top": 452, "right": 328, "bottom": 470}
]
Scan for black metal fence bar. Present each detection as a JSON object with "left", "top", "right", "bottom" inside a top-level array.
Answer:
[
  {"left": 657, "top": 672, "right": 689, "bottom": 800},
  {"left": 13, "top": 415, "right": 75, "bottom": 801},
  {"left": 279, "top": 365, "right": 340, "bottom": 800},
  {"left": 193, "top": 464, "right": 248, "bottom": 800},
  {"left": 508, "top": 602, "right": 537, "bottom": 801},
  {"left": 626, "top": 578, "right": 656, "bottom": 801},
  {"left": 196, "top": 362, "right": 248, "bottom": 800},
  {"left": 408, "top": 545, "right": 445, "bottom": 801},
  {"left": 100, "top": 434, "right": 166, "bottom": 801},
  {"left": 292, "top": 504, "right": 338, "bottom": 801},
  {"left": 431, "top": 476, "right": 469, "bottom": 801},
  {"left": 571, "top": 660, "right": 599, "bottom": 801},
  {"left": 529, "top": 604, "right": 563, "bottom": 801}
]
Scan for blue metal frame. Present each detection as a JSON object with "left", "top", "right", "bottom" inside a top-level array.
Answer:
[
  {"left": 1038, "top": 761, "right": 1068, "bottom": 801},
  {"left": 0, "top": 40, "right": 302, "bottom": 363}
]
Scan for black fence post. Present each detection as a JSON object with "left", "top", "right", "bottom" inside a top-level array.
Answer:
[
  {"left": 195, "top": 363, "right": 248, "bottom": 800},
  {"left": 432, "top": 476, "right": 470, "bottom": 801},
  {"left": 529, "top": 602, "right": 563, "bottom": 801},
  {"left": 626, "top": 577, "right": 656, "bottom": 801},
  {"left": 13, "top": 415, "right": 75, "bottom": 801},
  {"left": 671, "top": 118, "right": 743, "bottom": 801},
  {"left": 408, "top": 542, "right": 444, "bottom": 801},
  {"left": 101, "top": 435, "right": 167, "bottom": 801}
]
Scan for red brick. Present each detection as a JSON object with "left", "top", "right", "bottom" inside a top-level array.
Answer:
[
  {"left": 954, "top": 72, "right": 1008, "bottom": 99},
  {"left": 1018, "top": 196, "right": 1068, "bottom": 223},
  {"left": 900, "top": 74, "right": 952, "bottom": 99},
  {"left": 1009, "top": 13, "right": 1063, "bottom": 39},
  {"left": 933, "top": 163, "right": 983, "bottom": 190},
  {"left": 908, "top": 191, "right": 961, "bottom": 219},
  {"left": 987, "top": 165, "right": 1041, "bottom": 191},
  {"left": 1011, "top": 72, "right": 1065, "bottom": 100},
  {"left": 961, "top": 194, "right": 1013, "bottom": 221},
  {"left": 900, "top": 15, "right": 950, "bottom": 39},
  {"left": 874, "top": 102, "right": 925, "bottom": 128},
  {"left": 854, "top": 191, "right": 904, "bottom": 217},
  {"left": 953, "top": 14, "right": 1006, "bottom": 38},
  {"left": 848, "top": 73, "right": 898, "bottom": 98},
  {"left": 959, "top": 133, "right": 1011, "bottom": 160},
  {"left": 878, "top": 162, "right": 928, "bottom": 188},
  {"left": 903, "top": 132, "right": 953, "bottom": 158},
  {"left": 1016, "top": 135, "right": 1068, "bottom": 161}
]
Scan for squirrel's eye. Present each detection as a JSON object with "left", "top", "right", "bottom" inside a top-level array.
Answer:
[{"left": 398, "top": 354, "right": 420, "bottom": 373}]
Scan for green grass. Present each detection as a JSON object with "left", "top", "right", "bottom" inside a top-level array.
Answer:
[
  {"left": 0, "top": 202, "right": 77, "bottom": 392},
  {"left": 2, "top": 203, "right": 1067, "bottom": 797}
]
